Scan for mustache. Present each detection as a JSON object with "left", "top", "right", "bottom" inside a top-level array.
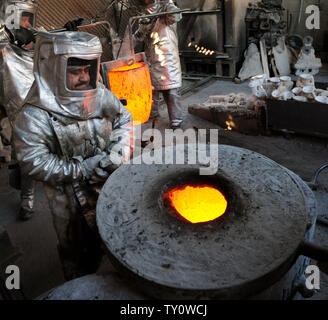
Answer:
[{"left": 75, "top": 81, "right": 89, "bottom": 88}]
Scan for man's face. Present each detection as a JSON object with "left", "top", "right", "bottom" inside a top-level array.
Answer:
[
  {"left": 20, "top": 14, "right": 34, "bottom": 50},
  {"left": 67, "top": 65, "right": 91, "bottom": 91},
  {"left": 20, "top": 15, "right": 33, "bottom": 28}
]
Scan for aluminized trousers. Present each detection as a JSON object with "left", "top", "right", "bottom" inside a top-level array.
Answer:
[
  {"left": 150, "top": 89, "right": 183, "bottom": 124},
  {"left": 44, "top": 183, "right": 103, "bottom": 281}
]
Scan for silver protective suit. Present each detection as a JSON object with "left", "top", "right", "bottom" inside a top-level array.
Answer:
[
  {"left": 13, "top": 31, "right": 134, "bottom": 279},
  {"left": 0, "top": 1, "right": 37, "bottom": 216},
  {"left": 0, "top": 0, "right": 37, "bottom": 121},
  {"left": 136, "top": 0, "right": 182, "bottom": 90},
  {"left": 0, "top": 36, "right": 34, "bottom": 122}
]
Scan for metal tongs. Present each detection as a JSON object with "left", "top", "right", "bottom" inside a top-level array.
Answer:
[{"left": 30, "top": 21, "right": 112, "bottom": 36}]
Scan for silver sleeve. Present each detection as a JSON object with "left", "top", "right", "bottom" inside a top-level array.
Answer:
[
  {"left": 0, "top": 25, "right": 10, "bottom": 51},
  {"left": 13, "top": 105, "right": 84, "bottom": 186},
  {"left": 103, "top": 89, "right": 135, "bottom": 165}
]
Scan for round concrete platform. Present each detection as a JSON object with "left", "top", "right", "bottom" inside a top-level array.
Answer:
[{"left": 97, "top": 145, "right": 313, "bottom": 299}]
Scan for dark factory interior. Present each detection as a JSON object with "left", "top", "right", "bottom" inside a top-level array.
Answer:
[{"left": 1, "top": 0, "right": 328, "bottom": 303}]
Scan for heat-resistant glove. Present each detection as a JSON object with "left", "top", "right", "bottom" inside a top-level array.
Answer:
[
  {"left": 80, "top": 153, "right": 107, "bottom": 180},
  {"left": 134, "top": 17, "right": 152, "bottom": 40},
  {"left": 99, "top": 156, "right": 120, "bottom": 175},
  {"left": 139, "top": 18, "right": 151, "bottom": 25},
  {"left": 88, "top": 167, "right": 110, "bottom": 185},
  {"left": 64, "top": 18, "right": 84, "bottom": 31}
]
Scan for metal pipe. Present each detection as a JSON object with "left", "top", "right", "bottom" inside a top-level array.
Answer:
[
  {"left": 298, "top": 0, "right": 304, "bottom": 25},
  {"left": 32, "top": 21, "right": 112, "bottom": 35},
  {"left": 182, "top": 9, "right": 221, "bottom": 15},
  {"left": 57, "top": 21, "right": 112, "bottom": 33},
  {"left": 311, "top": 163, "right": 328, "bottom": 186},
  {"left": 130, "top": 9, "right": 192, "bottom": 22},
  {"left": 317, "top": 217, "right": 328, "bottom": 227},
  {"left": 298, "top": 241, "right": 328, "bottom": 261},
  {"left": 178, "top": 76, "right": 213, "bottom": 96},
  {"left": 128, "top": 17, "right": 135, "bottom": 57}
]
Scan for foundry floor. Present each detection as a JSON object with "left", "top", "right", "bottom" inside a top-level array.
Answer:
[{"left": 1, "top": 73, "right": 328, "bottom": 300}]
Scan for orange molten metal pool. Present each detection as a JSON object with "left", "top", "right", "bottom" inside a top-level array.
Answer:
[
  {"left": 164, "top": 185, "right": 228, "bottom": 224},
  {"left": 108, "top": 62, "right": 152, "bottom": 125}
]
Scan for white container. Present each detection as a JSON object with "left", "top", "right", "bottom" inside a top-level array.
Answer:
[
  {"left": 302, "top": 86, "right": 316, "bottom": 100},
  {"left": 279, "top": 76, "right": 294, "bottom": 91},
  {"left": 315, "top": 96, "right": 328, "bottom": 104},
  {"left": 280, "top": 76, "right": 292, "bottom": 82},
  {"left": 319, "top": 90, "right": 328, "bottom": 97},
  {"left": 249, "top": 74, "right": 267, "bottom": 88},
  {"left": 292, "top": 87, "right": 302, "bottom": 95},
  {"left": 293, "top": 95, "right": 308, "bottom": 102},
  {"left": 281, "top": 91, "right": 293, "bottom": 101},
  {"left": 254, "top": 86, "right": 267, "bottom": 98},
  {"left": 296, "top": 74, "right": 315, "bottom": 88},
  {"left": 269, "top": 77, "right": 280, "bottom": 84},
  {"left": 303, "top": 86, "right": 315, "bottom": 94},
  {"left": 272, "top": 89, "right": 281, "bottom": 99}
]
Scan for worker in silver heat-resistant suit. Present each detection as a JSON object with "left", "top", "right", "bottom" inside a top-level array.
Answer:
[
  {"left": 135, "top": 0, "right": 183, "bottom": 129},
  {"left": 0, "top": 0, "right": 38, "bottom": 221},
  {"left": 0, "top": 1, "right": 84, "bottom": 221},
  {"left": 13, "top": 31, "right": 134, "bottom": 280}
]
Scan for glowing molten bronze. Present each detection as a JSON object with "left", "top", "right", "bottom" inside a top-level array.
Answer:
[
  {"left": 108, "top": 62, "right": 152, "bottom": 125},
  {"left": 164, "top": 185, "right": 228, "bottom": 224}
]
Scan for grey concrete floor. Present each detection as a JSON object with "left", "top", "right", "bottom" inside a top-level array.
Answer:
[
  {"left": 0, "top": 168, "right": 65, "bottom": 299},
  {"left": 1, "top": 75, "right": 328, "bottom": 299}
]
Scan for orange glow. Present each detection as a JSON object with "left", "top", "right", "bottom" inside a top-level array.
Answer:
[
  {"left": 164, "top": 185, "right": 228, "bottom": 224},
  {"left": 108, "top": 62, "right": 152, "bottom": 124}
]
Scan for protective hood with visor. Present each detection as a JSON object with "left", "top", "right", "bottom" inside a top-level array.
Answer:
[
  {"left": 0, "top": 0, "right": 37, "bottom": 29},
  {"left": 25, "top": 31, "right": 104, "bottom": 120}
]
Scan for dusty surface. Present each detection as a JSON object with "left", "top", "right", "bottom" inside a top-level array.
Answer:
[
  {"left": 97, "top": 145, "right": 315, "bottom": 299},
  {"left": 0, "top": 75, "right": 328, "bottom": 299}
]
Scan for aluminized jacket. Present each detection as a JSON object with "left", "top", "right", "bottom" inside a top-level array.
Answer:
[
  {"left": 0, "top": 27, "right": 34, "bottom": 122},
  {"left": 13, "top": 30, "right": 134, "bottom": 278},
  {"left": 13, "top": 83, "right": 134, "bottom": 188},
  {"left": 137, "top": 2, "right": 182, "bottom": 90},
  {"left": 13, "top": 83, "right": 134, "bottom": 279}
]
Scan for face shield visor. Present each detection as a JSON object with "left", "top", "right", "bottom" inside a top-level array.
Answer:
[
  {"left": 2, "top": 1, "right": 37, "bottom": 30},
  {"left": 20, "top": 11, "right": 35, "bottom": 28},
  {"left": 66, "top": 57, "right": 100, "bottom": 92}
]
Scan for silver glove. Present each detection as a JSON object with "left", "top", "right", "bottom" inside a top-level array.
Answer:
[
  {"left": 80, "top": 154, "right": 107, "bottom": 179},
  {"left": 99, "top": 156, "right": 120, "bottom": 175},
  {"left": 88, "top": 167, "right": 110, "bottom": 184}
]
